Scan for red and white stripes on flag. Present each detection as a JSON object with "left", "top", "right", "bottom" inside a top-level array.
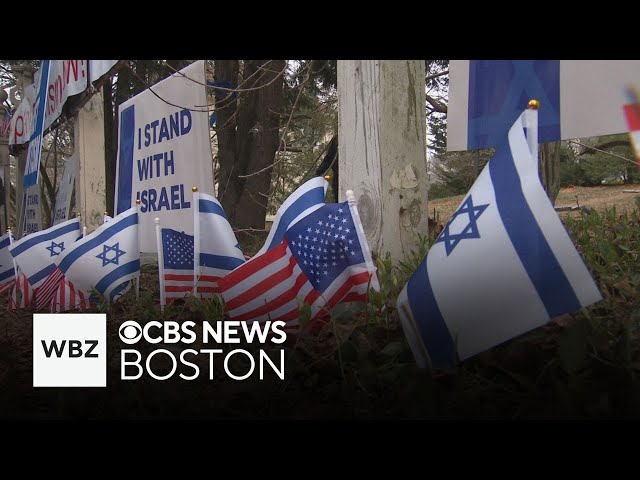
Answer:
[
  {"left": 623, "top": 86, "right": 640, "bottom": 166},
  {"left": 219, "top": 241, "right": 317, "bottom": 330},
  {"left": 7, "top": 271, "right": 33, "bottom": 310},
  {"left": 35, "top": 267, "right": 65, "bottom": 310},
  {"left": 218, "top": 200, "right": 378, "bottom": 332},
  {"left": 165, "top": 272, "right": 196, "bottom": 304},
  {"left": 0, "top": 280, "right": 13, "bottom": 297},
  {"left": 50, "top": 277, "right": 93, "bottom": 312},
  {"left": 219, "top": 241, "right": 373, "bottom": 332}
]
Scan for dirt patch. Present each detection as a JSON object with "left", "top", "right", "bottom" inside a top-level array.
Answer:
[{"left": 429, "top": 184, "right": 640, "bottom": 226}]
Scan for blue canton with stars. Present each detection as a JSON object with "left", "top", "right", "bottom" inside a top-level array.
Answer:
[
  {"left": 285, "top": 202, "right": 365, "bottom": 293},
  {"left": 161, "top": 229, "right": 194, "bottom": 270},
  {"left": 96, "top": 242, "right": 126, "bottom": 267},
  {"left": 46, "top": 240, "right": 65, "bottom": 257},
  {"left": 436, "top": 195, "right": 489, "bottom": 256}
]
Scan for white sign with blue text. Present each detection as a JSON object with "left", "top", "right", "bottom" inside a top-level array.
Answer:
[
  {"left": 22, "top": 183, "right": 42, "bottom": 235},
  {"left": 52, "top": 155, "right": 76, "bottom": 225},
  {"left": 114, "top": 60, "right": 214, "bottom": 253}
]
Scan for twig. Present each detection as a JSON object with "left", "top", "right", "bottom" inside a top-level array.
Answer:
[
  {"left": 238, "top": 62, "right": 313, "bottom": 179},
  {"left": 162, "top": 60, "right": 288, "bottom": 94},
  {"left": 569, "top": 140, "right": 638, "bottom": 166}
]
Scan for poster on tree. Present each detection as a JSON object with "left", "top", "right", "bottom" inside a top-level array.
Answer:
[
  {"left": 114, "top": 60, "right": 214, "bottom": 253},
  {"left": 52, "top": 155, "right": 76, "bottom": 225}
]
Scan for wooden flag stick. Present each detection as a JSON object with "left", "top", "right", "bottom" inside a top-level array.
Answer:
[{"left": 155, "top": 217, "right": 165, "bottom": 312}]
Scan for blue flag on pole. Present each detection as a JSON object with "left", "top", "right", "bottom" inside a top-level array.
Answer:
[{"left": 23, "top": 59, "right": 51, "bottom": 188}]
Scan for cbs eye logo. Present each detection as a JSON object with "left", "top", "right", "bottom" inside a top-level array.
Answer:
[{"left": 119, "top": 321, "right": 142, "bottom": 344}]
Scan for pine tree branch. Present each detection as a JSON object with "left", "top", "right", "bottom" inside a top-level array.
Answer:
[
  {"left": 426, "top": 94, "right": 447, "bottom": 114},
  {"left": 576, "top": 139, "right": 631, "bottom": 155},
  {"left": 425, "top": 70, "right": 448, "bottom": 82}
]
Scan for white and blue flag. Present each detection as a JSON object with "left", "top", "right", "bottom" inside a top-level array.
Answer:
[
  {"left": 447, "top": 60, "right": 640, "bottom": 151},
  {"left": 193, "top": 192, "right": 245, "bottom": 296},
  {"left": 398, "top": 108, "right": 602, "bottom": 368},
  {"left": 0, "top": 231, "right": 16, "bottom": 289},
  {"left": 9, "top": 217, "right": 81, "bottom": 290},
  {"left": 54, "top": 206, "right": 139, "bottom": 302},
  {"left": 255, "top": 176, "right": 328, "bottom": 256}
]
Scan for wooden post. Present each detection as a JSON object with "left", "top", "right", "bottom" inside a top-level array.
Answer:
[
  {"left": 0, "top": 89, "right": 11, "bottom": 235},
  {"left": 337, "top": 60, "right": 428, "bottom": 262},
  {"left": 74, "top": 88, "right": 107, "bottom": 233},
  {"left": 12, "top": 64, "right": 34, "bottom": 237}
]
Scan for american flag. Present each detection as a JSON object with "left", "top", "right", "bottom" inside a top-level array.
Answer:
[
  {"left": 0, "top": 280, "right": 13, "bottom": 297},
  {"left": 50, "top": 277, "right": 93, "bottom": 312},
  {"left": 218, "top": 201, "right": 377, "bottom": 331},
  {"left": 161, "top": 228, "right": 195, "bottom": 304},
  {"left": 7, "top": 270, "right": 33, "bottom": 310},
  {"left": 35, "top": 268, "right": 65, "bottom": 310}
]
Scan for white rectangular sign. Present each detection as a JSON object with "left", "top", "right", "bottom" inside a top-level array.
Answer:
[
  {"left": 114, "top": 60, "right": 214, "bottom": 253},
  {"left": 22, "top": 184, "right": 42, "bottom": 235},
  {"left": 448, "top": 60, "right": 640, "bottom": 152},
  {"left": 52, "top": 155, "right": 76, "bottom": 225}
]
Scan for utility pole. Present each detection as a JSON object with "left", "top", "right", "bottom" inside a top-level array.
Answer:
[
  {"left": 338, "top": 60, "right": 429, "bottom": 262},
  {"left": 0, "top": 90, "right": 10, "bottom": 232},
  {"left": 11, "top": 63, "right": 34, "bottom": 237},
  {"left": 74, "top": 87, "right": 107, "bottom": 233}
]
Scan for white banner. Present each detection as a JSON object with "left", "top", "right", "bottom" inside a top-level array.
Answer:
[
  {"left": 22, "top": 184, "right": 42, "bottom": 235},
  {"left": 447, "top": 60, "right": 640, "bottom": 152},
  {"left": 114, "top": 60, "right": 214, "bottom": 253},
  {"left": 10, "top": 60, "right": 118, "bottom": 146},
  {"left": 89, "top": 60, "right": 118, "bottom": 83},
  {"left": 52, "top": 155, "right": 76, "bottom": 225}
]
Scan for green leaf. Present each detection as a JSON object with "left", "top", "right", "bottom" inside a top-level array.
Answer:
[
  {"left": 558, "top": 318, "right": 590, "bottom": 374},
  {"left": 380, "top": 341, "right": 405, "bottom": 358},
  {"left": 298, "top": 302, "right": 312, "bottom": 327}
]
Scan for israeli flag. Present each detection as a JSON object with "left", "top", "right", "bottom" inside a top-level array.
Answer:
[
  {"left": 9, "top": 218, "right": 81, "bottom": 289},
  {"left": 398, "top": 108, "right": 602, "bottom": 368},
  {"left": 194, "top": 192, "right": 245, "bottom": 295},
  {"left": 56, "top": 207, "right": 139, "bottom": 300},
  {"left": 0, "top": 231, "right": 16, "bottom": 288},
  {"left": 255, "top": 176, "right": 328, "bottom": 256}
]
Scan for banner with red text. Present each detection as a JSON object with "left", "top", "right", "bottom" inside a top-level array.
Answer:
[{"left": 9, "top": 60, "right": 118, "bottom": 145}]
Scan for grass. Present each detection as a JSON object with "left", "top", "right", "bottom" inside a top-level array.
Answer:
[{"left": 1, "top": 197, "right": 640, "bottom": 418}]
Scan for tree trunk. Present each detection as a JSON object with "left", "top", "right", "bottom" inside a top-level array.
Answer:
[
  {"left": 539, "top": 141, "right": 561, "bottom": 205},
  {"left": 214, "top": 59, "right": 240, "bottom": 210},
  {"left": 216, "top": 60, "right": 285, "bottom": 230},
  {"left": 337, "top": 60, "right": 429, "bottom": 262}
]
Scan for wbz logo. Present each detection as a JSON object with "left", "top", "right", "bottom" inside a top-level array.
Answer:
[
  {"left": 33, "top": 314, "right": 106, "bottom": 387},
  {"left": 41, "top": 339, "right": 99, "bottom": 358}
]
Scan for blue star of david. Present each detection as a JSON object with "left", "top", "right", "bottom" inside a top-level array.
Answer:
[
  {"left": 435, "top": 195, "right": 489, "bottom": 256},
  {"left": 46, "top": 241, "right": 65, "bottom": 257},
  {"left": 96, "top": 242, "right": 126, "bottom": 267}
]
